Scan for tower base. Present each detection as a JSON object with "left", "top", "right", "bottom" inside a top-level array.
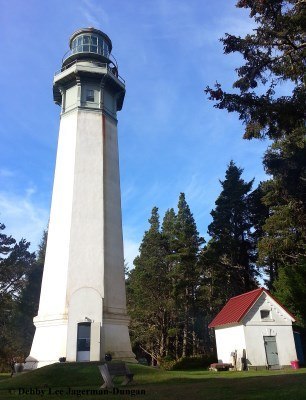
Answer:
[
  {"left": 26, "top": 311, "right": 136, "bottom": 369},
  {"left": 25, "top": 314, "right": 68, "bottom": 370},
  {"left": 102, "top": 313, "right": 136, "bottom": 363}
]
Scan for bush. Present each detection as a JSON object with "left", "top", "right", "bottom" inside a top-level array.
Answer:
[
  {"left": 159, "top": 355, "right": 177, "bottom": 371},
  {"left": 160, "top": 354, "right": 217, "bottom": 371},
  {"left": 0, "top": 361, "right": 10, "bottom": 373}
]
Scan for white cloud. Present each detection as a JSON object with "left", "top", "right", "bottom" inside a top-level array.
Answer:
[
  {"left": 79, "top": 0, "right": 109, "bottom": 29},
  {"left": 184, "top": 174, "right": 207, "bottom": 205},
  {"left": 0, "top": 189, "right": 49, "bottom": 252},
  {"left": 0, "top": 168, "right": 15, "bottom": 178},
  {"left": 140, "top": 0, "right": 254, "bottom": 49},
  {"left": 121, "top": 183, "right": 137, "bottom": 204}
]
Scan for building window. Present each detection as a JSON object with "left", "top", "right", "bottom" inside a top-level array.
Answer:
[
  {"left": 260, "top": 309, "right": 271, "bottom": 320},
  {"left": 86, "top": 89, "right": 94, "bottom": 102}
]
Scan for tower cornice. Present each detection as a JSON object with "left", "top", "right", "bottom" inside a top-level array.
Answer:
[{"left": 53, "top": 61, "right": 125, "bottom": 111}]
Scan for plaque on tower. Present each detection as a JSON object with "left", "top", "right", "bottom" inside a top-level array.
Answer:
[{"left": 26, "top": 28, "right": 135, "bottom": 368}]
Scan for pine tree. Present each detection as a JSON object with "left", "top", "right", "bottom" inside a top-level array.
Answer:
[
  {"left": 172, "top": 193, "right": 204, "bottom": 357},
  {"left": 205, "top": 0, "right": 306, "bottom": 321},
  {"left": 161, "top": 208, "right": 180, "bottom": 358},
  {"left": 273, "top": 258, "right": 306, "bottom": 327},
  {"left": 127, "top": 207, "right": 171, "bottom": 364},
  {"left": 0, "top": 223, "right": 36, "bottom": 366},
  {"left": 162, "top": 208, "right": 177, "bottom": 254},
  {"left": 205, "top": 1, "right": 305, "bottom": 141},
  {"left": 248, "top": 183, "right": 274, "bottom": 287},
  {"left": 128, "top": 197, "right": 204, "bottom": 362},
  {"left": 11, "top": 230, "right": 46, "bottom": 357},
  {"left": 205, "top": 161, "right": 258, "bottom": 303},
  {"left": 0, "top": 223, "right": 15, "bottom": 255}
]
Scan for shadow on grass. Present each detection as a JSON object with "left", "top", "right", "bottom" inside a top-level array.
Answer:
[{"left": 0, "top": 363, "right": 306, "bottom": 400}]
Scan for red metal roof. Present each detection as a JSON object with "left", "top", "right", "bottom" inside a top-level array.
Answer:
[{"left": 208, "top": 288, "right": 296, "bottom": 328}]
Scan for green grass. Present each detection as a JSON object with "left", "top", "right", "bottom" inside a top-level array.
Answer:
[{"left": 0, "top": 362, "right": 306, "bottom": 400}]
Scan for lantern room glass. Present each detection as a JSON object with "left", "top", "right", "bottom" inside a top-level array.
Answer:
[{"left": 71, "top": 34, "right": 110, "bottom": 58}]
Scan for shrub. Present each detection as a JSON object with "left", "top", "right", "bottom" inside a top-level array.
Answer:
[
  {"left": 159, "top": 355, "right": 177, "bottom": 371},
  {"left": 160, "top": 354, "right": 217, "bottom": 371}
]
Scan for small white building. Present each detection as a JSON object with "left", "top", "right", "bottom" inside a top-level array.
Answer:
[{"left": 209, "top": 288, "right": 298, "bottom": 369}]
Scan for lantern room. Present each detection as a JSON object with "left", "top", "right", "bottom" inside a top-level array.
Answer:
[{"left": 62, "top": 27, "right": 113, "bottom": 67}]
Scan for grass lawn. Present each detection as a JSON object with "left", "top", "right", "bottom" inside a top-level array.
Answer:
[{"left": 0, "top": 362, "right": 306, "bottom": 400}]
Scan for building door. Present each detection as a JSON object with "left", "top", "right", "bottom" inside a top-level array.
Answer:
[
  {"left": 294, "top": 331, "right": 305, "bottom": 364},
  {"left": 77, "top": 322, "right": 91, "bottom": 361},
  {"left": 264, "top": 336, "right": 280, "bottom": 369}
]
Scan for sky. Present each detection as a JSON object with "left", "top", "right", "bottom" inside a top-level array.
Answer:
[{"left": 0, "top": 0, "right": 273, "bottom": 269}]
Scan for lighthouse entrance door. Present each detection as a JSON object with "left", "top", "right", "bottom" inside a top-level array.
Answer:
[{"left": 77, "top": 322, "right": 91, "bottom": 361}]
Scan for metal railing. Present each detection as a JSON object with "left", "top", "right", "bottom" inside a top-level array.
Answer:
[
  {"left": 54, "top": 59, "right": 125, "bottom": 85},
  {"left": 61, "top": 46, "right": 109, "bottom": 65}
]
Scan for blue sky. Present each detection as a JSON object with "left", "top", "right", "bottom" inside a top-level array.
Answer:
[{"left": 1, "top": 0, "right": 272, "bottom": 268}]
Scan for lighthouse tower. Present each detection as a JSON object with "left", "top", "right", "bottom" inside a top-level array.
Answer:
[{"left": 27, "top": 28, "right": 135, "bottom": 368}]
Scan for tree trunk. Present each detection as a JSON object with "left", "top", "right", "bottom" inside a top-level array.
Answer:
[
  {"left": 182, "top": 310, "right": 188, "bottom": 357},
  {"left": 175, "top": 333, "right": 179, "bottom": 360},
  {"left": 192, "top": 318, "right": 196, "bottom": 356},
  {"left": 160, "top": 331, "right": 165, "bottom": 358},
  {"left": 165, "top": 336, "right": 169, "bottom": 356}
]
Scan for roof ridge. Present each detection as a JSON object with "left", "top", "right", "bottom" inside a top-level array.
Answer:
[{"left": 229, "top": 287, "right": 264, "bottom": 300}]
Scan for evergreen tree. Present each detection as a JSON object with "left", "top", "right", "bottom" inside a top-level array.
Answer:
[
  {"left": 0, "top": 223, "right": 16, "bottom": 367},
  {"left": 128, "top": 196, "right": 204, "bottom": 362},
  {"left": 161, "top": 208, "right": 180, "bottom": 358},
  {"left": 248, "top": 183, "right": 274, "bottom": 287},
  {"left": 127, "top": 207, "right": 171, "bottom": 364},
  {"left": 0, "top": 223, "right": 15, "bottom": 255},
  {"left": 172, "top": 193, "right": 204, "bottom": 357},
  {"left": 205, "top": 0, "right": 306, "bottom": 322},
  {"left": 273, "top": 258, "right": 306, "bottom": 327},
  {"left": 197, "top": 241, "right": 227, "bottom": 353},
  {"left": 0, "top": 223, "right": 36, "bottom": 366},
  {"left": 0, "top": 236, "right": 35, "bottom": 307},
  {"left": 162, "top": 208, "right": 177, "bottom": 254},
  {"left": 11, "top": 230, "right": 46, "bottom": 357},
  {"left": 205, "top": 0, "right": 305, "bottom": 141},
  {"left": 204, "top": 161, "right": 258, "bottom": 304}
]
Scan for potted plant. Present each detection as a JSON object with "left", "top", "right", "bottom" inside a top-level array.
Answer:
[{"left": 105, "top": 352, "right": 113, "bottom": 362}]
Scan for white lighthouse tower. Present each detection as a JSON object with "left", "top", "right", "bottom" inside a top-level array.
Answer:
[{"left": 27, "top": 28, "right": 135, "bottom": 368}]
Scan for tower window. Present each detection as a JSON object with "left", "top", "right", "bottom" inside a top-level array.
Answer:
[{"left": 86, "top": 89, "right": 94, "bottom": 102}]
